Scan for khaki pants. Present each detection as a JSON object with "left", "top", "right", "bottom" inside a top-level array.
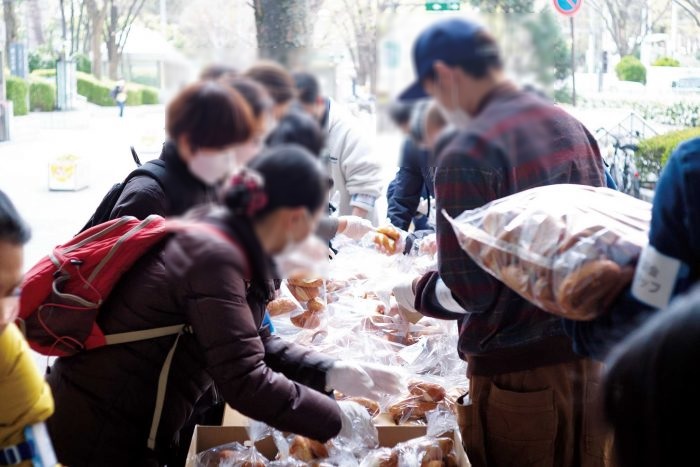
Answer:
[{"left": 456, "top": 359, "right": 614, "bottom": 467}]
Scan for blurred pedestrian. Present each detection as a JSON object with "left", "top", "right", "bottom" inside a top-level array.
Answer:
[
  {"left": 46, "top": 146, "right": 401, "bottom": 466},
  {"left": 199, "top": 63, "right": 238, "bottom": 81},
  {"left": 111, "top": 79, "right": 127, "bottom": 117},
  {"left": 244, "top": 61, "right": 297, "bottom": 119},
  {"left": 0, "top": 190, "right": 57, "bottom": 467},
  {"left": 394, "top": 18, "right": 612, "bottom": 466},
  {"left": 293, "top": 72, "right": 383, "bottom": 224}
]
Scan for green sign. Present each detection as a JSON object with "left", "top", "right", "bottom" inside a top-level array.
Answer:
[{"left": 425, "top": 1, "right": 461, "bottom": 11}]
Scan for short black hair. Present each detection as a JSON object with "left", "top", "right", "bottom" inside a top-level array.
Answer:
[
  {"left": 0, "top": 190, "right": 31, "bottom": 245},
  {"left": 199, "top": 63, "right": 238, "bottom": 81},
  {"left": 266, "top": 109, "right": 325, "bottom": 157},
  {"left": 292, "top": 72, "right": 321, "bottom": 105},
  {"left": 388, "top": 101, "right": 414, "bottom": 126}
]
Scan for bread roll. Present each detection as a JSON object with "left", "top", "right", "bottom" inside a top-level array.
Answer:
[
  {"left": 408, "top": 381, "right": 446, "bottom": 402},
  {"left": 267, "top": 297, "right": 298, "bottom": 316},
  {"left": 373, "top": 233, "right": 397, "bottom": 254},
  {"left": 388, "top": 398, "right": 439, "bottom": 424},
  {"left": 556, "top": 259, "right": 623, "bottom": 320},
  {"left": 288, "top": 271, "right": 324, "bottom": 288},
  {"left": 288, "top": 284, "right": 321, "bottom": 302},
  {"left": 345, "top": 396, "right": 381, "bottom": 417},
  {"left": 377, "top": 225, "right": 401, "bottom": 241},
  {"left": 307, "top": 297, "right": 326, "bottom": 313},
  {"left": 289, "top": 436, "right": 329, "bottom": 462},
  {"left": 290, "top": 310, "right": 321, "bottom": 329}
]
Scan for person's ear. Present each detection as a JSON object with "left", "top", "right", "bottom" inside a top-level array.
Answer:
[
  {"left": 177, "top": 135, "right": 193, "bottom": 161},
  {"left": 433, "top": 61, "right": 454, "bottom": 88}
]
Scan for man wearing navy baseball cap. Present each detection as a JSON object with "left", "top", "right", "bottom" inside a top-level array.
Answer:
[{"left": 393, "top": 17, "right": 614, "bottom": 467}]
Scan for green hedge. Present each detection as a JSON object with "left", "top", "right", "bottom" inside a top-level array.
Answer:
[
  {"left": 616, "top": 56, "right": 647, "bottom": 84},
  {"left": 76, "top": 72, "right": 116, "bottom": 106},
  {"left": 29, "top": 80, "right": 56, "bottom": 111},
  {"left": 140, "top": 87, "right": 159, "bottom": 104},
  {"left": 31, "top": 68, "right": 56, "bottom": 78},
  {"left": 5, "top": 76, "right": 28, "bottom": 116},
  {"left": 126, "top": 89, "right": 142, "bottom": 106},
  {"left": 652, "top": 56, "right": 680, "bottom": 67},
  {"left": 636, "top": 127, "right": 700, "bottom": 180}
]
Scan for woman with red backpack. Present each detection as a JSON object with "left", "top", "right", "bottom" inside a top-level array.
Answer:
[{"left": 46, "top": 146, "right": 402, "bottom": 466}]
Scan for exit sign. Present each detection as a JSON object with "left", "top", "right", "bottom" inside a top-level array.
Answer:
[{"left": 425, "top": 1, "right": 461, "bottom": 11}]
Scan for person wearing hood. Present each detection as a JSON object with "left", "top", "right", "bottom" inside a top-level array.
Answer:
[{"left": 392, "top": 18, "right": 612, "bottom": 466}]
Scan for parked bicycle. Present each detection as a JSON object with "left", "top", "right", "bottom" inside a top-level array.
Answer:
[{"left": 595, "top": 128, "right": 642, "bottom": 199}]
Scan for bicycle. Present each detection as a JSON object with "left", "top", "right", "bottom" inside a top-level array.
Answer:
[{"left": 595, "top": 128, "right": 642, "bottom": 199}]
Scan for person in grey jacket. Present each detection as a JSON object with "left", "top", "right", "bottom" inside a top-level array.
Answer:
[{"left": 293, "top": 72, "right": 383, "bottom": 224}]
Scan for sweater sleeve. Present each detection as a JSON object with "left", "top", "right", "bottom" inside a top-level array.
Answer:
[{"left": 183, "top": 236, "right": 341, "bottom": 442}]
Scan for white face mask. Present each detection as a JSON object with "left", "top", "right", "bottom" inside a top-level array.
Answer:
[
  {"left": 188, "top": 150, "right": 232, "bottom": 185},
  {"left": 436, "top": 70, "right": 472, "bottom": 128}
]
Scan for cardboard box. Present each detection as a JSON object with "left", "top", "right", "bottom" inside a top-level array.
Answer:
[
  {"left": 186, "top": 407, "right": 470, "bottom": 466},
  {"left": 48, "top": 154, "right": 89, "bottom": 191}
]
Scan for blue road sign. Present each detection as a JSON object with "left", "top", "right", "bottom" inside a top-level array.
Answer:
[{"left": 553, "top": 0, "right": 583, "bottom": 16}]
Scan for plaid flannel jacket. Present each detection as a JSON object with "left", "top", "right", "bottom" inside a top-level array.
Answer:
[{"left": 415, "top": 83, "right": 606, "bottom": 374}]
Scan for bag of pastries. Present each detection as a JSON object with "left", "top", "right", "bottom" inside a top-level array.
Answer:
[{"left": 446, "top": 185, "right": 651, "bottom": 320}]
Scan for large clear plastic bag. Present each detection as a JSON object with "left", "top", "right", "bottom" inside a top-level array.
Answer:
[{"left": 446, "top": 185, "right": 651, "bottom": 320}]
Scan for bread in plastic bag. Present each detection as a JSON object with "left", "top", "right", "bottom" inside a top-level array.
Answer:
[
  {"left": 195, "top": 441, "right": 268, "bottom": 467},
  {"left": 445, "top": 185, "right": 651, "bottom": 320}
]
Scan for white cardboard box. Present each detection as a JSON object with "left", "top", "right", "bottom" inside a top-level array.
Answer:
[{"left": 48, "top": 154, "right": 89, "bottom": 191}]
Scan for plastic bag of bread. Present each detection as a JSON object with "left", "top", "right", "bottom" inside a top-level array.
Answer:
[
  {"left": 360, "top": 436, "right": 458, "bottom": 467},
  {"left": 445, "top": 185, "right": 651, "bottom": 320},
  {"left": 195, "top": 441, "right": 268, "bottom": 467}
]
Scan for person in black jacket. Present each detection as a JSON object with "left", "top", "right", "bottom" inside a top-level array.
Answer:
[
  {"left": 386, "top": 100, "right": 434, "bottom": 231},
  {"left": 110, "top": 80, "right": 254, "bottom": 220}
]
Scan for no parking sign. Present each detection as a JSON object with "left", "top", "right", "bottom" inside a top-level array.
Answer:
[{"left": 553, "top": 0, "right": 583, "bottom": 16}]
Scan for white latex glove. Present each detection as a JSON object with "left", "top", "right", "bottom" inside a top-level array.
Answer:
[
  {"left": 417, "top": 197, "right": 429, "bottom": 216},
  {"left": 338, "top": 216, "right": 374, "bottom": 240},
  {"left": 337, "top": 400, "right": 375, "bottom": 443},
  {"left": 275, "top": 235, "right": 329, "bottom": 277},
  {"left": 326, "top": 361, "right": 403, "bottom": 400}
]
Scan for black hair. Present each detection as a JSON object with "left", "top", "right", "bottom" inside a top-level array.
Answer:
[
  {"left": 292, "top": 72, "right": 321, "bottom": 105},
  {"left": 224, "top": 145, "right": 330, "bottom": 220},
  {"left": 244, "top": 62, "right": 297, "bottom": 105},
  {"left": 0, "top": 190, "right": 31, "bottom": 245},
  {"left": 388, "top": 100, "right": 414, "bottom": 127},
  {"left": 603, "top": 288, "right": 700, "bottom": 467},
  {"left": 265, "top": 109, "right": 325, "bottom": 157},
  {"left": 199, "top": 63, "right": 238, "bottom": 81}
]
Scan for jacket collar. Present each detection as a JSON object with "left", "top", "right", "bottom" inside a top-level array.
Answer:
[{"left": 474, "top": 81, "right": 519, "bottom": 117}]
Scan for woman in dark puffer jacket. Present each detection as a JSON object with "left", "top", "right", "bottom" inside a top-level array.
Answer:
[{"left": 47, "top": 146, "right": 402, "bottom": 466}]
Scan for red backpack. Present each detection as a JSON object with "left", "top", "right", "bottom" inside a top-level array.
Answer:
[{"left": 16, "top": 214, "right": 245, "bottom": 450}]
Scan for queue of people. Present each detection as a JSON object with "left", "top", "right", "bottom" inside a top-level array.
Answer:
[{"left": 2, "top": 15, "right": 700, "bottom": 467}]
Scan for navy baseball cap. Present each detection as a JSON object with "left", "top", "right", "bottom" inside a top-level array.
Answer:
[{"left": 399, "top": 18, "right": 498, "bottom": 101}]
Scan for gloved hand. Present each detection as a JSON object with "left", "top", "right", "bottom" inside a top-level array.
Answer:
[
  {"left": 338, "top": 216, "right": 374, "bottom": 240},
  {"left": 336, "top": 400, "right": 376, "bottom": 443},
  {"left": 326, "top": 360, "right": 403, "bottom": 400}
]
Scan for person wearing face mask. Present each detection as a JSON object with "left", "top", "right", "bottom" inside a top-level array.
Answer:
[
  {"left": 46, "top": 146, "right": 402, "bottom": 467},
  {"left": 393, "top": 18, "right": 612, "bottom": 466},
  {"left": 0, "top": 190, "right": 57, "bottom": 467},
  {"left": 107, "top": 80, "right": 253, "bottom": 221}
]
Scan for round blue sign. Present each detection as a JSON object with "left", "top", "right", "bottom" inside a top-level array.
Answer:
[{"left": 553, "top": 0, "right": 583, "bottom": 16}]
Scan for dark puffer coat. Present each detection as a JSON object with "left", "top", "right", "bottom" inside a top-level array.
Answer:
[{"left": 46, "top": 209, "right": 342, "bottom": 466}]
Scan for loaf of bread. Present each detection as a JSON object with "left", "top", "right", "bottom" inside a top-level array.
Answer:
[
  {"left": 373, "top": 233, "right": 397, "bottom": 255},
  {"left": 448, "top": 185, "right": 651, "bottom": 320}
]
